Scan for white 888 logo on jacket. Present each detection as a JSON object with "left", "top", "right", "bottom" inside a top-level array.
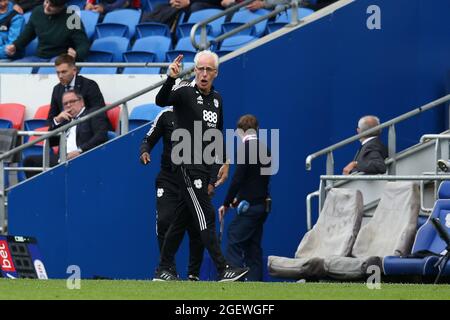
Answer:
[{"left": 203, "top": 110, "right": 217, "bottom": 123}]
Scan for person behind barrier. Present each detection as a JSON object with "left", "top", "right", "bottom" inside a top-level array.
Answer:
[
  {"left": 48, "top": 54, "right": 107, "bottom": 129},
  {"left": 0, "top": 0, "right": 24, "bottom": 60},
  {"left": 23, "top": 90, "right": 108, "bottom": 178},
  {"left": 218, "top": 114, "right": 271, "bottom": 281},
  {"left": 5, "top": 0, "right": 89, "bottom": 61},
  {"left": 152, "top": 50, "right": 249, "bottom": 282},
  {"left": 342, "top": 115, "right": 388, "bottom": 175}
]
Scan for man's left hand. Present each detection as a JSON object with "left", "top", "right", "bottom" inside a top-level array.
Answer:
[
  {"left": 67, "top": 47, "right": 77, "bottom": 59},
  {"left": 343, "top": 161, "right": 357, "bottom": 175},
  {"left": 215, "top": 163, "right": 229, "bottom": 187},
  {"left": 67, "top": 151, "right": 81, "bottom": 160},
  {"left": 246, "top": 0, "right": 264, "bottom": 11}
]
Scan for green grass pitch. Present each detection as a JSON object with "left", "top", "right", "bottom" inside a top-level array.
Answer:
[{"left": 1, "top": 279, "right": 450, "bottom": 300}]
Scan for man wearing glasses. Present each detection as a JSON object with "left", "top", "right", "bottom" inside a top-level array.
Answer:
[
  {"left": 23, "top": 90, "right": 108, "bottom": 178},
  {"left": 48, "top": 54, "right": 106, "bottom": 130},
  {"left": 153, "top": 50, "right": 249, "bottom": 282},
  {"left": 5, "top": 0, "right": 89, "bottom": 61}
]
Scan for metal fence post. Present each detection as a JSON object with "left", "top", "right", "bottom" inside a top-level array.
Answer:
[
  {"left": 326, "top": 151, "right": 334, "bottom": 188},
  {"left": 0, "top": 160, "right": 5, "bottom": 234},
  {"left": 388, "top": 124, "right": 396, "bottom": 175},
  {"left": 121, "top": 103, "right": 129, "bottom": 134}
]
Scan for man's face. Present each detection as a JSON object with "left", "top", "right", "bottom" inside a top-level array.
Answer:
[
  {"left": 62, "top": 92, "right": 83, "bottom": 117},
  {"left": 0, "top": 0, "right": 9, "bottom": 12},
  {"left": 43, "top": 0, "right": 64, "bottom": 15},
  {"left": 56, "top": 63, "right": 77, "bottom": 86},
  {"left": 195, "top": 54, "right": 217, "bottom": 94}
]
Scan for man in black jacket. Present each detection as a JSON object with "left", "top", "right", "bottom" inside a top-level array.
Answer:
[
  {"left": 342, "top": 115, "right": 388, "bottom": 175},
  {"left": 140, "top": 106, "right": 207, "bottom": 281},
  {"left": 218, "top": 114, "right": 271, "bottom": 281},
  {"left": 153, "top": 51, "right": 249, "bottom": 282},
  {"left": 6, "top": 0, "right": 89, "bottom": 61},
  {"left": 48, "top": 54, "right": 106, "bottom": 130},
  {"left": 23, "top": 90, "right": 108, "bottom": 178}
]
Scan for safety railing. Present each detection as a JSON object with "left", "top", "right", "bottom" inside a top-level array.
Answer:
[
  {"left": 305, "top": 94, "right": 450, "bottom": 175},
  {"left": 190, "top": 0, "right": 310, "bottom": 50},
  {"left": 0, "top": 62, "right": 171, "bottom": 68},
  {"left": 0, "top": 61, "right": 198, "bottom": 233},
  {"left": 304, "top": 94, "right": 450, "bottom": 230}
]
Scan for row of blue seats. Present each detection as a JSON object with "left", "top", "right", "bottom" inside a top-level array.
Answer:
[{"left": 383, "top": 181, "right": 450, "bottom": 280}]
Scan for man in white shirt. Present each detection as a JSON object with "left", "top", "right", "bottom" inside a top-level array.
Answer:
[{"left": 23, "top": 90, "right": 109, "bottom": 178}]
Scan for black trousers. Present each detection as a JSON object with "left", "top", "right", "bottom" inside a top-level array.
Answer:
[
  {"left": 159, "top": 165, "right": 227, "bottom": 275},
  {"left": 226, "top": 204, "right": 268, "bottom": 281},
  {"left": 23, "top": 154, "right": 59, "bottom": 178},
  {"left": 156, "top": 169, "right": 204, "bottom": 276}
]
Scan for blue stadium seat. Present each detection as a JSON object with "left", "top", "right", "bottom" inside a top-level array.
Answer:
[
  {"left": 89, "top": 36, "right": 130, "bottom": 62},
  {"left": 79, "top": 67, "right": 118, "bottom": 74},
  {"left": 224, "top": 10, "right": 267, "bottom": 37},
  {"left": 136, "top": 22, "right": 170, "bottom": 38},
  {"left": 128, "top": 103, "right": 160, "bottom": 130},
  {"left": 126, "top": 36, "right": 171, "bottom": 62},
  {"left": 24, "top": 119, "right": 48, "bottom": 132},
  {"left": 383, "top": 181, "right": 450, "bottom": 277},
  {"left": 0, "top": 119, "right": 13, "bottom": 128},
  {"left": 122, "top": 51, "right": 160, "bottom": 74},
  {"left": 96, "top": 9, "right": 141, "bottom": 39},
  {"left": 267, "top": 8, "right": 314, "bottom": 33},
  {"left": 107, "top": 131, "right": 117, "bottom": 140},
  {"left": 25, "top": 38, "right": 38, "bottom": 57},
  {"left": 216, "top": 35, "right": 257, "bottom": 55},
  {"left": 183, "top": 9, "right": 225, "bottom": 37},
  {"left": 177, "top": 23, "right": 212, "bottom": 39},
  {"left": 0, "top": 67, "right": 33, "bottom": 74},
  {"left": 166, "top": 35, "right": 213, "bottom": 62},
  {"left": 37, "top": 66, "right": 55, "bottom": 74},
  {"left": 79, "top": 10, "right": 100, "bottom": 40}
]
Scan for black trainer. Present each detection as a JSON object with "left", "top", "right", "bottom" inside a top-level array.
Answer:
[
  {"left": 188, "top": 274, "right": 200, "bottom": 281},
  {"left": 438, "top": 159, "right": 449, "bottom": 172},
  {"left": 218, "top": 266, "right": 249, "bottom": 282},
  {"left": 153, "top": 269, "right": 178, "bottom": 281}
]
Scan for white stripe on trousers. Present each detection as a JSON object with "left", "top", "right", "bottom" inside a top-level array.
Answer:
[{"left": 181, "top": 167, "right": 207, "bottom": 231}]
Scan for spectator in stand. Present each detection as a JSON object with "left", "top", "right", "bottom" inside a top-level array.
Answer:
[
  {"left": 84, "top": 0, "right": 140, "bottom": 15},
  {"left": 0, "top": 0, "right": 24, "bottom": 60},
  {"left": 342, "top": 115, "right": 388, "bottom": 175},
  {"left": 12, "top": 0, "right": 43, "bottom": 13},
  {"left": 140, "top": 0, "right": 223, "bottom": 33},
  {"left": 220, "top": 0, "right": 338, "bottom": 11},
  {"left": 5, "top": 0, "right": 89, "bottom": 61},
  {"left": 48, "top": 54, "right": 107, "bottom": 128},
  {"left": 23, "top": 90, "right": 109, "bottom": 178}
]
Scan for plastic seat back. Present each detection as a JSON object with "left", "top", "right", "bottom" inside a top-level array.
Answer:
[
  {"left": 79, "top": 10, "right": 100, "bottom": 40},
  {"left": 100, "top": 9, "right": 141, "bottom": 39},
  {"left": 0, "top": 103, "right": 26, "bottom": 130},
  {"left": 136, "top": 22, "right": 170, "bottom": 38},
  {"left": 90, "top": 36, "right": 130, "bottom": 62}
]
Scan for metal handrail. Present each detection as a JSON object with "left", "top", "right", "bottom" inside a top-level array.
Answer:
[
  {"left": 0, "top": 62, "right": 171, "bottom": 68},
  {"left": 305, "top": 94, "right": 450, "bottom": 171},
  {"left": 190, "top": 0, "right": 306, "bottom": 50},
  {"left": 0, "top": 66, "right": 195, "bottom": 163}
]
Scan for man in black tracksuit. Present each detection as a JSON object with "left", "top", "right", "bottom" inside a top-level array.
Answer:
[
  {"left": 153, "top": 51, "right": 249, "bottom": 282},
  {"left": 140, "top": 106, "right": 206, "bottom": 281}
]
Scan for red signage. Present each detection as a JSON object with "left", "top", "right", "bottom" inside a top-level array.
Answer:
[{"left": 0, "top": 240, "right": 15, "bottom": 272}]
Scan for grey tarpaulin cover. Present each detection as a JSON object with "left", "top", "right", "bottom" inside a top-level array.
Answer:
[
  {"left": 324, "top": 181, "right": 420, "bottom": 280},
  {"left": 268, "top": 188, "right": 363, "bottom": 279}
]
